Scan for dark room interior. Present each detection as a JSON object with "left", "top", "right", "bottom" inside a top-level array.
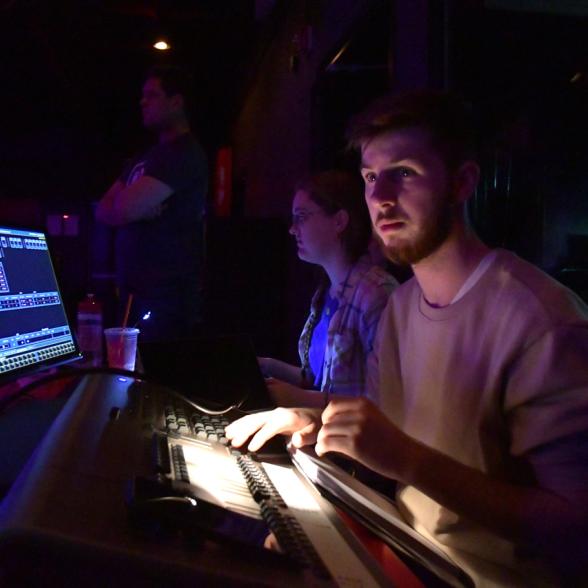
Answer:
[{"left": 1, "top": 1, "right": 587, "bottom": 586}]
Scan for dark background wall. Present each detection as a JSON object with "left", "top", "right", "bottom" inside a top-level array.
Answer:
[
  {"left": 446, "top": 3, "right": 588, "bottom": 273},
  {"left": 1, "top": 0, "right": 587, "bottom": 363},
  {"left": 448, "top": 3, "right": 588, "bottom": 302},
  {"left": 231, "top": 0, "right": 393, "bottom": 357}
]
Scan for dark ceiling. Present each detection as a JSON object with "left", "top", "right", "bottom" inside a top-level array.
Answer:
[
  {"left": 2, "top": 0, "right": 588, "bottom": 211},
  {"left": 0, "top": 0, "right": 273, "bottom": 203},
  {"left": 1, "top": 0, "right": 264, "bottom": 128}
]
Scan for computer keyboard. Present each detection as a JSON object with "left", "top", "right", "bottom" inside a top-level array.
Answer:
[
  {"left": 190, "top": 413, "right": 231, "bottom": 445},
  {"left": 157, "top": 395, "right": 287, "bottom": 461},
  {"left": 163, "top": 400, "right": 230, "bottom": 444}
]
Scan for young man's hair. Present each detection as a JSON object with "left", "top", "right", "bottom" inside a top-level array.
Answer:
[
  {"left": 295, "top": 169, "right": 371, "bottom": 262},
  {"left": 146, "top": 65, "right": 194, "bottom": 112},
  {"left": 347, "top": 90, "right": 477, "bottom": 170}
]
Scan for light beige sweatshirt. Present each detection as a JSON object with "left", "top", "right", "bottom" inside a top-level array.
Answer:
[{"left": 369, "top": 249, "right": 588, "bottom": 587}]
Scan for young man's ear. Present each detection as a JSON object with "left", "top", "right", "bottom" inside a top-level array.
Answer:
[
  {"left": 334, "top": 209, "right": 350, "bottom": 234},
  {"left": 453, "top": 161, "right": 480, "bottom": 205}
]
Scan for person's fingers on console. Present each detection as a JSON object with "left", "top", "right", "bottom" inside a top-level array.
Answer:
[
  {"left": 291, "top": 421, "right": 319, "bottom": 447},
  {"left": 247, "top": 420, "right": 282, "bottom": 451},
  {"left": 321, "top": 397, "right": 364, "bottom": 423},
  {"left": 318, "top": 416, "right": 357, "bottom": 437},
  {"left": 225, "top": 412, "right": 267, "bottom": 447},
  {"left": 245, "top": 407, "right": 296, "bottom": 450},
  {"left": 228, "top": 407, "right": 317, "bottom": 450},
  {"left": 225, "top": 411, "right": 267, "bottom": 437},
  {"left": 315, "top": 433, "right": 351, "bottom": 458},
  {"left": 264, "top": 532, "right": 283, "bottom": 552}
]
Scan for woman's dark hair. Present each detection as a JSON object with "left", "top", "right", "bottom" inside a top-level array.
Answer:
[{"left": 295, "top": 169, "right": 371, "bottom": 263}]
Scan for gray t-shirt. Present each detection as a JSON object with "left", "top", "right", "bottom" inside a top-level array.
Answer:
[{"left": 115, "top": 133, "right": 208, "bottom": 295}]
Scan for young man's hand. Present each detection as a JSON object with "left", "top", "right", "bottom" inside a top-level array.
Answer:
[
  {"left": 225, "top": 407, "right": 321, "bottom": 452},
  {"left": 316, "top": 397, "right": 417, "bottom": 481}
]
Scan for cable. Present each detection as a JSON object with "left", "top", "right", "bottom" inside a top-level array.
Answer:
[
  {"left": 164, "top": 385, "right": 243, "bottom": 416},
  {"left": 0, "top": 366, "right": 244, "bottom": 416},
  {"left": 137, "top": 496, "right": 197, "bottom": 507}
]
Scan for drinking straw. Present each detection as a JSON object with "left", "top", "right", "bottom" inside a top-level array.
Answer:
[
  {"left": 115, "top": 293, "right": 134, "bottom": 367},
  {"left": 122, "top": 293, "right": 134, "bottom": 329}
]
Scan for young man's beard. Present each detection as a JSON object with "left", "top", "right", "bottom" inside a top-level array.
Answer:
[{"left": 378, "top": 193, "right": 454, "bottom": 267}]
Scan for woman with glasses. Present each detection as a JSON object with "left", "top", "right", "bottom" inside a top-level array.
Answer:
[{"left": 259, "top": 170, "right": 398, "bottom": 407}]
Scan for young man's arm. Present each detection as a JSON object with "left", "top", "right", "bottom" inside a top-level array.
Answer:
[
  {"left": 315, "top": 397, "right": 588, "bottom": 561},
  {"left": 95, "top": 176, "right": 173, "bottom": 226}
]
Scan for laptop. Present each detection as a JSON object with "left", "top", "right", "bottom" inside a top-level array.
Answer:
[
  {"left": 138, "top": 334, "right": 275, "bottom": 413},
  {"left": 0, "top": 225, "right": 82, "bottom": 384}
]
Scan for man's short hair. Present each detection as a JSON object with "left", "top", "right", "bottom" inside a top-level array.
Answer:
[
  {"left": 146, "top": 65, "right": 194, "bottom": 111},
  {"left": 347, "top": 90, "right": 477, "bottom": 170}
]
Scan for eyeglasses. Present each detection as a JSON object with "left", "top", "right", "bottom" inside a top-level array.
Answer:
[{"left": 291, "top": 210, "right": 320, "bottom": 227}]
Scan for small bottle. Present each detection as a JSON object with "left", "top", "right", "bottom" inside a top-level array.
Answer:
[{"left": 77, "top": 293, "right": 103, "bottom": 367}]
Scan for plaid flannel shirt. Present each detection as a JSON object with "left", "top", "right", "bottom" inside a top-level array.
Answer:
[{"left": 298, "top": 255, "right": 397, "bottom": 398}]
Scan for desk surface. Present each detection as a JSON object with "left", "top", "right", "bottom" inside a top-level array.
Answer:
[{"left": 0, "top": 372, "right": 77, "bottom": 498}]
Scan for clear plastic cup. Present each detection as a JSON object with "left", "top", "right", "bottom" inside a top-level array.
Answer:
[{"left": 104, "top": 327, "right": 140, "bottom": 371}]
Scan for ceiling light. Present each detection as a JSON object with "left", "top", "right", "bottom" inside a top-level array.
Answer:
[{"left": 153, "top": 40, "right": 170, "bottom": 51}]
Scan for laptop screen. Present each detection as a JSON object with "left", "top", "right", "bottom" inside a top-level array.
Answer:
[
  {"left": 0, "top": 225, "right": 81, "bottom": 381},
  {"left": 139, "top": 335, "right": 274, "bottom": 412}
]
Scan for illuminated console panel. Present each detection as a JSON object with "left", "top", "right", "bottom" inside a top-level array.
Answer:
[{"left": 0, "top": 375, "right": 390, "bottom": 587}]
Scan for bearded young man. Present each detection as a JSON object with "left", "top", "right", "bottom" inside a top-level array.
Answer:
[{"left": 226, "top": 91, "right": 588, "bottom": 586}]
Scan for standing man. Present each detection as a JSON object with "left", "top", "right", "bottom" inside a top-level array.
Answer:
[
  {"left": 96, "top": 65, "right": 207, "bottom": 342},
  {"left": 226, "top": 91, "right": 588, "bottom": 586}
]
